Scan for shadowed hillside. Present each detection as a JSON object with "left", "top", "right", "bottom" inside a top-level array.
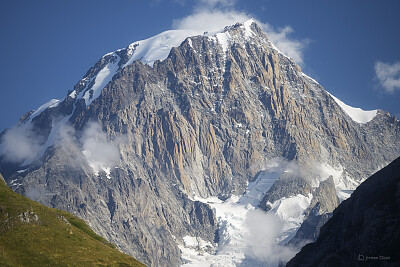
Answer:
[{"left": 287, "top": 157, "right": 400, "bottom": 266}]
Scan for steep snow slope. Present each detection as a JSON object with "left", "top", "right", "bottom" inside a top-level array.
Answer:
[
  {"left": 328, "top": 93, "right": 377, "bottom": 124},
  {"left": 123, "top": 29, "right": 200, "bottom": 67}
]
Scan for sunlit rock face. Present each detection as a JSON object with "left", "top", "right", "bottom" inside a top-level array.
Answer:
[{"left": 1, "top": 21, "right": 399, "bottom": 266}]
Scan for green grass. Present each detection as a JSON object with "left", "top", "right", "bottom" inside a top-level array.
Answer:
[{"left": 0, "top": 174, "right": 145, "bottom": 267}]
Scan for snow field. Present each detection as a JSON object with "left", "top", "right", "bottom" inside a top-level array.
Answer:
[
  {"left": 181, "top": 162, "right": 298, "bottom": 266},
  {"left": 180, "top": 159, "right": 358, "bottom": 266}
]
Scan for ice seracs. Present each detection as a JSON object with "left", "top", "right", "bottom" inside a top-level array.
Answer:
[
  {"left": 269, "top": 193, "right": 313, "bottom": 243},
  {"left": 180, "top": 158, "right": 360, "bottom": 266},
  {"left": 181, "top": 161, "right": 296, "bottom": 266}
]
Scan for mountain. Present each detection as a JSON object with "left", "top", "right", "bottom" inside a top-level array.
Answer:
[
  {"left": 286, "top": 156, "right": 400, "bottom": 266},
  {"left": 0, "top": 20, "right": 399, "bottom": 266},
  {"left": 0, "top": 173, "right": 144, "bottom": 266}
]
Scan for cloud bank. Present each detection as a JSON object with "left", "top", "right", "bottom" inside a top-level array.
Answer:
[
  {"left": 172, "top": 0, "right": 308, "bottom": 65},
  {"left": 375, "top": 61, "right": 400, "bottom": 94}
]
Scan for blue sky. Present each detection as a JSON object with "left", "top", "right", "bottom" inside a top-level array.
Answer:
[{"left": 1, "top": 0, "right": 399, "bottom": 131}]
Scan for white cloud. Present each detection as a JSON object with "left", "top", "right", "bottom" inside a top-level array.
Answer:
[
  {"left": 172, "top": 2, "right": 308, "bottom": 65},
  {"left": 172, "top": 9, "right": 250, "bottom": 33},
  {"left": 375, "top": 61, "right": 400, "bottom": 94},
  {"left": 0, "top": 119, "right": 81, "bottom": 165},
  {"left": 244, "top": 209, "right": 297, "bottom": 265},
  {"left": 0, "top": 118, "right": 125, "bottom": 176},
  {"left": 262, "top": 24, "right": 308, "bottom": 65},
  {"left": 81, "top": 122, "right": 125, "bottom": 176},
  {"left": 0, "top": 124, "right": 41, "bottom": 163}
]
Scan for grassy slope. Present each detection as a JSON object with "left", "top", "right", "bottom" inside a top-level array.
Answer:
[{"left": 0, "top": 174, "right": 145, "bottom": 267}]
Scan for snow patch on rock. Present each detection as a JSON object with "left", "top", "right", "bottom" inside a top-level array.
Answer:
[
  {"left": 28, "top": 99, "right": 60, "bottom": 122},
  {"left": 215, "top": 32, "right": 231, "bottom": 54},
  {"left": 328, "top": 92, "right": 377, "bottom": 124},
  {"left": 179, "top": 236, "right": 215, "bottom": 266},
  {"left": 83, "top": 55, "right": 121, "bottom": 106},
  {"left": 268, "top": 193, "right": 313, "bottom": 243}
]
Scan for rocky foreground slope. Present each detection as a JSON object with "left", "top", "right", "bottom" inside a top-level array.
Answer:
[
  {"left": 287, "top": 156, "right": 400, "bottom": 266},
  {"left": 0, "top": 20, "right": 399, "bottom": 266}
]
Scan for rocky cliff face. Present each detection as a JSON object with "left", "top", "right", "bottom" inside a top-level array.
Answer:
[
  {"left": 1, "top": 20, "right": 400, "bottom": 266},
  {"left": 287, "top": 156, "right": 400, "bottom": 266},
  {"left": 286, "top": 176, "right": 339, "bottom": 246}
]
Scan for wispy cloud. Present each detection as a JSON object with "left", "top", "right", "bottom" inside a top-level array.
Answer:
[
  {"left": 244, "top": 209, "right": 297, "bottom": 265},
  {"left": 0, "top": 117, "right": 79, "bottom": 165},
  {"left": 172, "top": 10, "right": 250, "bottom": 32},
  {"left": 375, "top": 61, "right": 400, "bottom": 94},
  {"left": 81, "top": 122, "right": 124, "bottom": 176},
  {"left": 0, "top": 119, "right": 125, "bottom": 178},
  {"left": 0, "top": 124, "right": 41, "bottom": 163},
  {"left": 173, "top": 0, "right": 236, "bottom": 9},
  {"left": 262, "top": 24, "right": 308, "bottom": 66},
  {"left": 172, "top": 1, "right": 308, "bottom": 65}
]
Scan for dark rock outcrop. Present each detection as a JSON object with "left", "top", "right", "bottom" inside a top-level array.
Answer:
[{"left": 260, "top": 176, "right": 312, "bottom": 211}]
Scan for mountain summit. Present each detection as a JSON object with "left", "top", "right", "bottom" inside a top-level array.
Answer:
[{"left": 1, "top": 20, "right": 399, "bottom": 266}]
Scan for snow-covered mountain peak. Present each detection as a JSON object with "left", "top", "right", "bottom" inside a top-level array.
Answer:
[
  {"left": 68, "top": 20, "right": 264, "bottom": 106},
  {"left": 15, "top": 19, "right": 266, "bottom": 130},
  {"left": 121, "top": 19, "right": 259, "bottom": 68}
]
